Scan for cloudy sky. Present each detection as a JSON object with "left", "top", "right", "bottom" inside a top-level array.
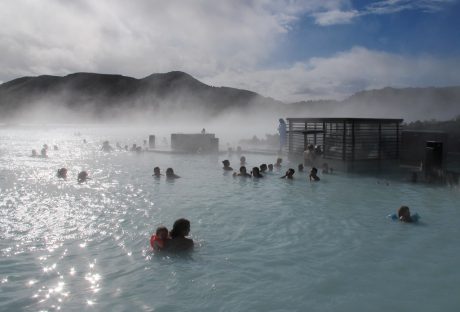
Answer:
[{"left": 1, "top": 0, "right": 459, "bottom": 101}]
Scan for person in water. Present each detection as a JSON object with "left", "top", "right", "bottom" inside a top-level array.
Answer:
[
  {"left": 166, "top": 168, "right": 180, "bottom": 179},
  {"left": 101, "top": 141, "right": 113, "bottom": 152},
  {"left": 222, "top": 160, "right": 233, "bottom": 171},
  {"left": 40, "top": 147, "right": 48, "bottom": 158},
  {"left": 31, "top": 149, "right": 37, "bottom": 157},
  {"left": 78, "top": 171, "right": 89, "bottom": 183},
  {"left": 164, "top": 218, "right": 194, "bottom": 252},
  {"left": 240, "top": 156, "right": 246, "bottom": 166},
  {"left": 309, "top": 167, "right": 320, "bottom": 181},
  {"left": 260, "top": 164, "right": 267, "bottom": 173},
  {"left": 298, "top": 164, "right": 304, "bottom": 172},
  {"left": 268, "top": 164, "right": 274, "bottom": 172},
  {"left": 233, "top": 166, "right": 251, "bottom": 177},
  {"left": 57, "top": 168, "right": 68, "bottom": 179},
  {"left": 274, "top": 158, "right": 282, "bottom": 168},
  {"left": 150, "top": 226, "right": 169, "bottom": 251},
  {"left": 280, "top": 168, "right": 295, "bottom": 179},
  {"left": 152, "top": 167, "right": 162, "bottom": 177},
  {"left": 398, "top": 206, "right": 414, "bottom": 223},
  {"left": 251, "top": 167, "right": 263, "bottom": 178}
]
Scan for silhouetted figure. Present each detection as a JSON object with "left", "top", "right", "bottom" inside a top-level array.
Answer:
[
  {"left": 101, "top": 141, "right": 113, "bottom": 152},
  {"left": 153, "top": 167, "right": 162, "bottom": 177},
  {"left": 280, "top": 168, "right": 295, "bottom": 179},
  {"left": 309, "top": 167, "right": 320, "bottom": 181},
  {"left": 260, "top": 164, "right": 267, "bottom": 173},
  {"left": 166, "top": 168, "right": 180, "bottom": 179},
  {"left": 233, "top": 166, "right": 251, "bottom": 177},
  {"left": 57, "top": 168, "right": 68, "bottom": 179},
  {"left": 201, "top": 128, "right": 206, "bottom": 134},
  {"left": 398, "top": 206, "right": 414, "bottom": 223},
  {"left": 40, "top": 147, "right": 47, "bottom": 158},
  {"left": 298, "top": 164, "right": 304, "bottom": 172},
  {"left": 268, "top": 164, "right": 274, "bottom": 172},
  {"left": 31, "top": 149, "right": 37, "bottom": 157},
  {"left": 78, "top": 171, "right": 89, "bottom": 183},
  {"left": 251, "top": 167, "right": 263, "bottom": 178},
  {"left": 222, "top": 160, "right": 233, "bottom": 171},
  {"left": 164, "top": 218, "right": 194, "bottom": 252}
]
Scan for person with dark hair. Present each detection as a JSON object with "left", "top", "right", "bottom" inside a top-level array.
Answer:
[
  {"left": 260, "top": 164, "right": 267, "bottom": 173},
  {"left": 251, "top": 167, "right": 263, "bottom": 178},
  {"left": 268, "top": 164, "right": 274, "bottom": 172},
  {"left": 222, "top": 160, "right": 233, "bottom": 171},
  {"left": 298, "top": 164, "right": 304, "bottom": 172},
  {"left": 57, "top": 168, "right": 68, "bottom": 179},
  {"left": 309, "top": 167, "right": 320, "bottom": 181},
  {"left": 78, "top": 171, "right": 89, "bottom": 183},
  {"left": 165, "top": 218, "right": 194, "bottom": 252},
  {"left": 153, "top": 167, "right": 162, "bottom": 177},
  {"left": 280, "top": 168, "right": 295, "bottom": 179},
  {"left": 166, "top": 168, "right": 180, "bottom": 179},
  {"left": 398, "top": 206, "right": 413, "bottom": 223},
  {"left": 233, "top": 166, "right": 251, "bottom": 177}
]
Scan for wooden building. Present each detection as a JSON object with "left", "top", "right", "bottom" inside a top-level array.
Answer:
[{"left": 286, "top": 118, "right": 403, "bottom": 161}]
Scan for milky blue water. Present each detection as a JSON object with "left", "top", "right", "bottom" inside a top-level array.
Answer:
[{"left": 1, "top": 126, "right": 460, "bottom": 312}]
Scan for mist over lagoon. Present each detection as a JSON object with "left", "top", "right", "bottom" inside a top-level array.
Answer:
[{"left": 2, "top": 1, "right": 460, "bottom": 311}]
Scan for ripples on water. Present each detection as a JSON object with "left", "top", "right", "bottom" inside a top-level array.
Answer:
[{"left": 1, "top": 126, "right": 460, "bottom": 311}]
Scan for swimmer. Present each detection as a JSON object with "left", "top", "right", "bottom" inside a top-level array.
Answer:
[
  {"left": 152, "top": 167, "right": 162, "bottom": 177},
  {"left": 268, "top": 164, "right": 274, "bottom": 172},
  {"left": 164, "top": 218, "right": 193, "bottom": 252},
  {"left": 77, "top": 171, "right": 89, "bottom": 183},
  {"left": 101, "top": 141, "right": 113, "bottom": 152},
  {"left": 274, "top": 158, "right": 282, "bottom": 168},
  {"left": 31, "top": 149, "right": 37, "bottom": 157},
  {"left": 233, "top": 166, "right": 251, "bottom": 177},
  {"left": 240, "top": 156, "right": 246, "bottom": 166},
  {"left": 260, "top": 164, "right": 267, "bottom": 173},
  {"left": 280, "top": 168, "right": 295, "bottom": 179},
  {"left": 251, "top": 167, "right": 263, "bottom": 178},
  {"left": 57, "top": 168, "right": 68, "bottom": 179},
  {"left": 298, "top": 164, "right": 304, "bottom": 172},
  {"left": 150, "top": 226, "right": 169, "bottom": 251},
  {"left": 222, "top": 160, "right": 233, "bottom": 171},
  {"left": 166, "top": 168, "right": 180, "bottom": 179},
  {"left": 40, "top": 147, "right": 47, "bottom": 158},
  {"left": 309, "top": 167, "right": 320, "bottom": 181},
  {"left": 398, "top": 206, "right": 414, "bottom": 223}
]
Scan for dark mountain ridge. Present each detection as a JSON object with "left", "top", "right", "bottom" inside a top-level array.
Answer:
[{"left": 1, "top": 71, "right": 459, "bottom": 122}]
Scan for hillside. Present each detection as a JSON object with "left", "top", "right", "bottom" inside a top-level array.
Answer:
[{"left": 1, "top": 71, "right": 460, "bottom": 122}]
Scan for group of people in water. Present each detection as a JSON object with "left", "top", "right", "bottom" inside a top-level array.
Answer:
[
  {"left": 224, "top": 156, "right": 325, "bottom": 182},
  {"left": 56, "top": 167, "right": 90, "bottom": 183}
]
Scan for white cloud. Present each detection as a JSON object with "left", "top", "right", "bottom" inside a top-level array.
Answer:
[
  {"left": 313, "top": 10, "right": 359, "bottom": 26},
  {"left": 206, "top": 47, "right": 460, "bottom": 101},
  {"left": 0, "top": 1, "right": 458, "bottom": 103}
]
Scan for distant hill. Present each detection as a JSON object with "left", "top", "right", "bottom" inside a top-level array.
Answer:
[
  {"left": 1, "top": 71, "right": 459, "bottom": 122},
  {"left": 0, "top": 71, "right": 281, "bottom": 120}
]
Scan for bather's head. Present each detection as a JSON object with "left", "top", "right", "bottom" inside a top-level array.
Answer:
[{"left": 170, "top": 218, "right": 191, "bottom": 238}]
